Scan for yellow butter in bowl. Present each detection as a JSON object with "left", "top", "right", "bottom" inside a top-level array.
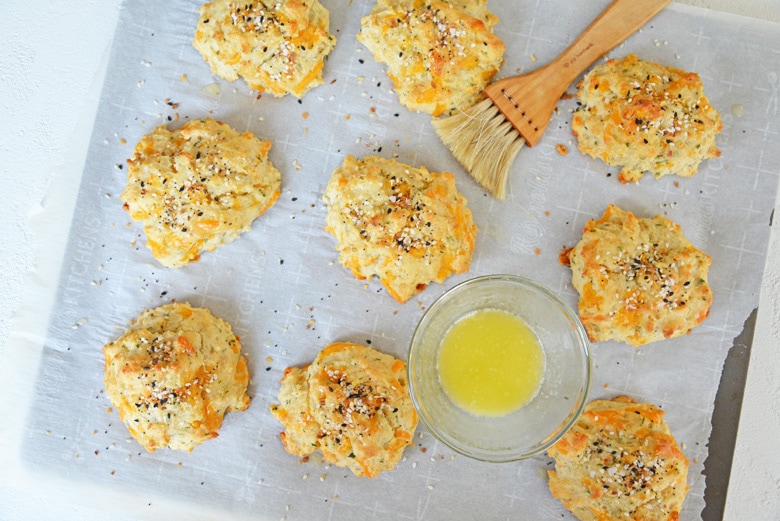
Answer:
[{"left": 437, "top": 309, "right": 544, "bottom": 417}]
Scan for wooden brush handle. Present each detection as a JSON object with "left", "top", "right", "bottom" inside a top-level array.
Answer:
[
  {"left": 485, "top": 0, "right": 671, "bottom": 146},
  {"left": 549, "top": 0, "right": 672, "bottom": 89}
]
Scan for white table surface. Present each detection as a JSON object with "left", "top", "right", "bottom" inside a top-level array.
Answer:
[{"left": 1, "top": 1, "right": 778, "bottom": 520}]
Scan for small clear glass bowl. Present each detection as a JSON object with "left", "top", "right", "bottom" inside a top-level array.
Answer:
[{"left": 408, "top": 274, "right": 591, "bottom": 462}]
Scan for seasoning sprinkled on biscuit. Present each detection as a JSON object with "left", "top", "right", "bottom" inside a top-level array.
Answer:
[
  {"left": 572, "top": 54, "right": 722, "bottom": 183},
  {"left": 121, "top": 118, "right": 281, "bottom": 268},
  {"left": 103, "top": 303, "right": 250, "bottom": 452},
  {"left": 548, "top": 396, "right": 690, "bottom": 521},
  {"left": 358, "top": 0, "right": 505, "bottom": 116},
  {"left": 561, "top": 204, "right": 712, "bottom": 346},
  {"left": 270, "top": 342, "right": 418, "bottom": 478},
  {"left": 323, "top": 155, "right": 477, "bottom": 303},
  {"left": 193, "top": 0, "right": 336, "bottom": 98}
]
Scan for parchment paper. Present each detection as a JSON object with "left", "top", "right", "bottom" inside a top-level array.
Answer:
[{"left": 7, "top": 1, "right": 780, "bottom": 519}]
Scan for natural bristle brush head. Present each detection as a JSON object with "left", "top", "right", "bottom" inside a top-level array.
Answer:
[{"left": 432, "top": 98, "right": 525, "bottom": 200}]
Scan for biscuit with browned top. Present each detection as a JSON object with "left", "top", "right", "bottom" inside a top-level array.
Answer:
[
  {"left": 561, "top": 204, "right": 712, "bottom": 346},
  {"left": 548, "top": 396, "right": 690, "bottom": 521},
  {"left": 323, "top": 155, "right": 477, "bottom": 303},
  {"left": 103, "top": 303, "right": 250, "bottom": 452},
  {"left": 269, "top": 342, "right": 418, "bottom": 478},
  {"left": 193, "top": 0, "right": 336, "bottom": 98},
  {"left": 121, "top": 118, "right": 281, "bottom": 268},
  {"left": 358, "top": 0, "right": 505, "bottom": 116},
  {"left": 572, "top": 54, "right": 722, "bottom": 183}
]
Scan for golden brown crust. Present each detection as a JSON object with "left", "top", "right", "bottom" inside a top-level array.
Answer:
[
  {"left": 269, "top": 342, "right": 418, "bottom": 478},
  {"left": 571, "top": 54, "right": 722, "bottom": 183},
  {"left": 102, "top": 303, "right": 250, "bottom": 452},
  {"left": 323, "top": 155, "right": 477, "bottom": 303},
  {"left": 547, "top": 396, "right": 690, "bottom": 521},
  {"left": 358, "top": 0, "right": 505, "bottom": 116},
  {"left": 192, "top": 0, "right": 336, "bottom": 98},
  {"left": 121, "top": 118, "right": 281, "bottom": 268},
  {"left": 562, "top": 204, "right": 712, "bottom": 346}
]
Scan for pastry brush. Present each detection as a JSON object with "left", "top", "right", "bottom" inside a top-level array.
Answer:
[{"left": 432, "top": 0, "right": 671, "bottom": 199}]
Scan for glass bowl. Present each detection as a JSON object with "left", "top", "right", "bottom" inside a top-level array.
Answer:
[{"left": 407, "top": 274, "right": 591, "bottom": 462}]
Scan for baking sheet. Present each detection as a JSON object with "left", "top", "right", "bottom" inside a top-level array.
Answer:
[{"left": 8, "top": 0, "right": 780, "bottom": 519}]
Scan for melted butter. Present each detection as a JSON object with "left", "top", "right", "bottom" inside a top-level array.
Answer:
[{"left": 437, "top": 309, "right": 544, "bottom": 417}]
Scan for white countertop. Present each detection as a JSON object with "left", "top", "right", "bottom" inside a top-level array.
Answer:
[{"left": 1, "top": 1, "right": 778, "bottom": 520}]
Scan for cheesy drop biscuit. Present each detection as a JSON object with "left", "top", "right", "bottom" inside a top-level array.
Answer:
[
  {"left": 548, "top": 396, "right": 690, "bottom": 521},
  {"left": 103, "top": 303, "right": 250, "bottom": 452},
  {"left": 193, "top": 0, "right": 336, "bottom": 98},
  {"left": 572, "top": 54, "right": 722, "bottom": 183},
  {"left": 121, "top": 118, "right": 281, "bottom": 268},
  {"left": 269, "top": 342, "right": 418, "bottom": 478},
  {"left": 561, "top": 204, "right": 712, "bottom": 346},
  {"left": 323, "top": 155, "right": 477, "bottom": 303},
  {"left": 358, "top": 0, "right": 505, "bottom": 116}
]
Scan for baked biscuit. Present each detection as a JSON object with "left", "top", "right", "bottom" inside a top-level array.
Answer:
[
  {"left": 269, "top": 342, "right": 418, "bottom": 478},
  {"left": 572, "top": 54, "right": 722, "bottom": 183},
  {"left": 121, "top": 118, "right": 281, "bottom": 268},
  {"left": 323, "top": 155, "right": 477, "bottom": 303},
  {"left": 358, "top": 0, "right": 505, "bottom": 116},
  {"left": 103, "top": 303, "right": 250, "bottom": 452},
  {"left": 193, "top": 0, "right": 336, "bottom": 98},
  {"left": 561, "top": 204, "right": 712, "bottom": 346},
  {"left": 548, "top": 396, "right": 690, "bottom": 521}
]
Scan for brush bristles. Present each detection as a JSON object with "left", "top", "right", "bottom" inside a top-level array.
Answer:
[{"left": 433, "top": 98, "right": 525, "bottom": 200}]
